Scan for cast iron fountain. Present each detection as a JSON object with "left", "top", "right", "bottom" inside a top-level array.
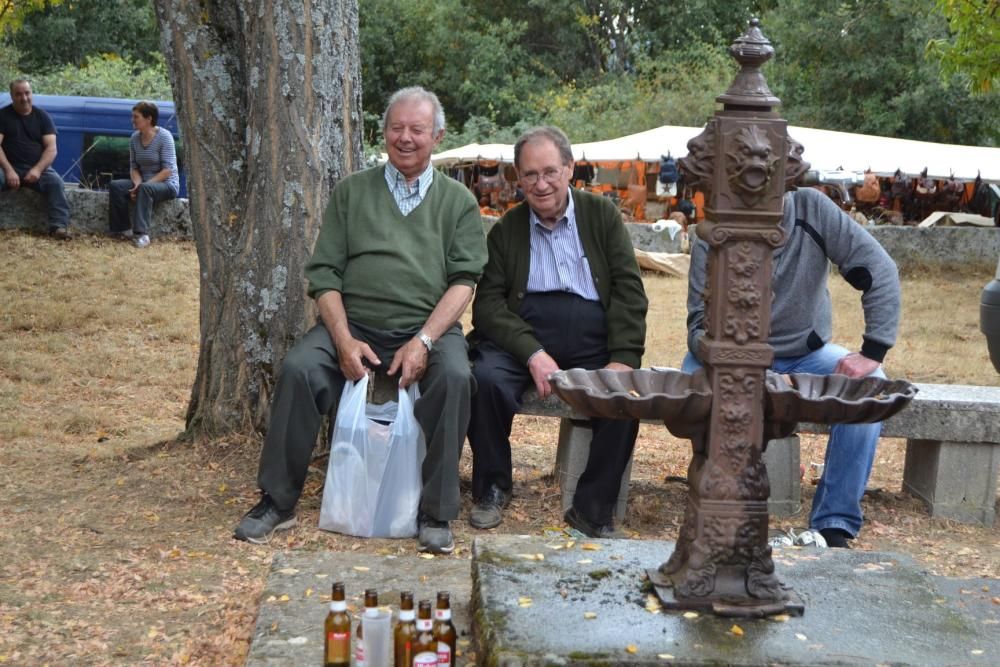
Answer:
[{"left": 550, "top": 19, "right": 917, "bottom": 618}]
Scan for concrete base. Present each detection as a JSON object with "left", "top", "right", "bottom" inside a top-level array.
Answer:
[
  {"left": 903, "top": 438, "right": 1000, "bottom": 525},
  {"left": 764, "top": 435, "right": 802, "bottom": 517},
  {"left": 554, "top": 418, "right": 631, "bottom": 523},
  {"left": 472, "top": 535, "right": 1000, "bottom": 666}
]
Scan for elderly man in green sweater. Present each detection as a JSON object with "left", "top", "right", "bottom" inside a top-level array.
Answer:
[
  {"left": 467, "top": 126, "right": 648, "bottom": 537},
  {"left": 234, "top": 87, "right": 487, "bottom": 553}
]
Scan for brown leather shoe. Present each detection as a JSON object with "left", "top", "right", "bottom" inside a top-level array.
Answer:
[{"left": 49, "top": 227, "right": 72, "bottom": 240}]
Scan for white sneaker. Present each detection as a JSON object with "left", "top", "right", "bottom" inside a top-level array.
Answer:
[{"left": 133, "top": 234, "right": 150, "bottom": 248}]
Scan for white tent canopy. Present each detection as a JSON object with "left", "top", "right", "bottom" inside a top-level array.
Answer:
[{"left": 433, "top": 125, "right": 1000, "bottom": 182}]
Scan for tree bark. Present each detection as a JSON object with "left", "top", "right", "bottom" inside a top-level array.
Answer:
[{"left": 152, "top": 0, "right": 362, "bottom": 437}]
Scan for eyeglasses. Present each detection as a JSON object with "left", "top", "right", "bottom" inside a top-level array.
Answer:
[{"left": 519, "top": 166, "right": 565, "bottom": 187}]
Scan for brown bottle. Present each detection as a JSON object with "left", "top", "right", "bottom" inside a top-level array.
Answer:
[
  {"left": 355, "top": 588, "right": 379, "bottom": 667},
  {"left": 394, "top": 591, "right": 417, "bottom": 667},
  {"left": 432, "top": 591, "right": 457, "bottom": 667},
  {"left": 324, "top": 582, "right": 351, "bottom": 667},
  {"left": 410, "top": 600, "right": 437, "bottom": 666}
]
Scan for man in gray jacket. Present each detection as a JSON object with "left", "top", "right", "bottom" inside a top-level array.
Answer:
[{"left": 683, "top": 186, "right": 901, "bottom": 548}]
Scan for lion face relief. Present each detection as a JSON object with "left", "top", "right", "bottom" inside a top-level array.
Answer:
[{"left": 726, "top": 125, "right": 779, "bottom": 206}]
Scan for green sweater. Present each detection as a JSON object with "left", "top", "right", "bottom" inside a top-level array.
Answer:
[
  {"left": 470, "top": 188, "right": 648, "bottom": 368},
  {"left": 306, "top": 165, "right": 487, "bottom": 330}
]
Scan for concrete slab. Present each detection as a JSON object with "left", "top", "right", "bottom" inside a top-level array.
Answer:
[
  {"left": 245, "top": 550, "right": 476, "bottom": 666},
  {"left": 472, "top": 536, "right": 1000, "bottom": 666}
]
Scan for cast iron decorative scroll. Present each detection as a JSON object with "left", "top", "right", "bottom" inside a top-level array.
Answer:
[{"left": 549, "top": 18, "right": 915, "bottom": 618}]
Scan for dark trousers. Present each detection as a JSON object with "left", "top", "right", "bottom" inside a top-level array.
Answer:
[
  {"left": 256, "top": 321, "right": 473, "bottom": 521},
  {"left": 0, "top": 166, "right": 70, "bottom": 230},
  {"left": 468, "top": 292, "right": 639, "bottom": 526}
]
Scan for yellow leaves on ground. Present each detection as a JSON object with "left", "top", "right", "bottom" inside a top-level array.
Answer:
[
  {"left": 517, "top": 596, "right": 532, "bottom": 608},
  {"left": 583, "top": 612, "right": 597, "bottom": 619},
  {"left": 625, "top": 644, "right": 638, "bottom": 654},
  {"left": 580, "top": 543, "right": 602, "bottom": 551},
  {"left": 517, "top": 553, "right": 545, "bottom": 561},
  {"left": 730, "top": 624, "right": 744, "bottom": 636}
]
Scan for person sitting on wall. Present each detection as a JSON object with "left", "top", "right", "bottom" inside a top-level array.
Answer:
[
  {"left": 0, "top": 79, "right": 72, "bottom": 239},
  {"left": 683, "top": 186, "right": 901, "bottom": 548},
  {"left": 466, "top": 125, "right": 649, "bottom": 538},
  {"left": 233, "top": 87, "right": 487, "bottom": 554},
  {"left": 107, "top": 101, "right": 180, "bottom": 249}
]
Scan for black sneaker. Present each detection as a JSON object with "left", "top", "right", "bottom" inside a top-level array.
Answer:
[
  {"left": 819, "top": 527, "right": 852, "bottom": 549},
  {"left": 233, "top": 494, "right": 296, "bottom": 544},
  {"left": 469, "top": 484, "right": 511, "bottom": 530},
  {"left": 417, "top": 512, "right": 455, "bottom": 554},
  {"left": 564, "top": 506, "right": 624, "bottom": 539},
  {"left": 49, "top": 227, "right": 72, "bottom": 240}
]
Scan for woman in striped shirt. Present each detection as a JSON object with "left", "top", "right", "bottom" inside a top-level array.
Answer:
[{"left": 108, "top": 101, "right": 179, "bottom": 248}]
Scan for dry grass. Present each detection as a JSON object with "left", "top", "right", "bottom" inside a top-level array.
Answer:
[{"left": 0, "top": 229, "right": 998, "bottom": 665}]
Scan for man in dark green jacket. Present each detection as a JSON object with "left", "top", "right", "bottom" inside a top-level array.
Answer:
[
  {"left": 467, "top": 126, "right": 648, "bottom": 537},
  {"left": 234, "top": 87, "right": 487, "bottom": 553}
]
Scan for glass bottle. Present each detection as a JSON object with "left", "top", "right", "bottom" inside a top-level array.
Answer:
[
  {"left": 394, "top": 591, "right": 416, "bottom": 667},
  {"left": 323, "top": 582, "right": 350, "bottom": 667},
  {"left": 411, "top": 600, "right": 437, "bottom": 666},
  {"left": 432, "top": 591, "right": 456, "bottom": 667}
]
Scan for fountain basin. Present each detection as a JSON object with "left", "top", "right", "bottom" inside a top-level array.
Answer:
[
  {"left": 548, "top": 367, "right": 713, "bottom": 423},
  {"left": 765, "top": 372, "right": 918, "bottom": 425}
]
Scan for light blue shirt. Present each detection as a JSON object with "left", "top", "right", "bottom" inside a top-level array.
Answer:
[
  {"left": 384, "top": 161, "right": 434, "bottom": 216},
  {"left": 526, "top": 193, "right": 600, "bottom": 301}
]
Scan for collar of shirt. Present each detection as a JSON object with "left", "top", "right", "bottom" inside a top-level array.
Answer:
[
  {"left": 529, "top": 190, "right": 576, "bottom": 231},
  {"left": 385, "top": 161, "right": 435, "bottom": 213}
]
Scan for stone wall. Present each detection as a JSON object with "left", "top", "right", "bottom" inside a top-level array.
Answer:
[
  {"left": 2, "top": 187, "right": 997, "bottom": 268},
  {"left": 0, "top": 186, "right": 191, "bottom": 238}
]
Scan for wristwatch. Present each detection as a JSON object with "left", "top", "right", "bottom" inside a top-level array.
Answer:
[{"left": 416, "top": 331, "right": 434, "bottom": 352}]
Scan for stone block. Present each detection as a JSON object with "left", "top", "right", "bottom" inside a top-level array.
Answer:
[
  {"left": 903, "top": 438, "right": 999, "bottom": 525},
  {"left": 763, "top": 435, "right": 802, "bottom": 516},
  {"left": 554, "top": 418, "right": 631, "bottom": 523}
]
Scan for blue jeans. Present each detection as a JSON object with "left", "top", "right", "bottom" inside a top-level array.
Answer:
[
  {"left": 0, "top": 166, "right": 71, "bottom": 231},
  {"left": 681, "top": 343, "right": 883, "bottom": 537},
  {"left": 108, "top": 179, "right": 177, "bottom": 236}
]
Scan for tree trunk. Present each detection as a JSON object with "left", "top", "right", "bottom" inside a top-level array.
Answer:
[{"left": 152, "top": 0, "right": 363, "bottom": 437}]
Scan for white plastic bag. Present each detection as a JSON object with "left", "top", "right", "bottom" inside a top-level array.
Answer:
[{"left": 319, "top": 374, "right": 425, "bottom": 538}]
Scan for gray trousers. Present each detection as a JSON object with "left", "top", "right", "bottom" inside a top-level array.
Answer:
[
  {"left": 257, "top": 322, "right": 473, "bottom": 521},
  {"left": 108, "top": 179, "right": 176, "bottom": 235}
]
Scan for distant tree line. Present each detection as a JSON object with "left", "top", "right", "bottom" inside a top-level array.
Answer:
[{"left": 2, "top": 0, "right": 997, "bottom": 148}]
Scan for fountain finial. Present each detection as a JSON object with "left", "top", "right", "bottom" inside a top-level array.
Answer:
[{"left": 717, "top": 17, "right": 780, "bottom": 110}]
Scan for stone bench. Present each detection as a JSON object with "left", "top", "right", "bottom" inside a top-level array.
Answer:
[{"left": 518, "top": 382, "right": 1000, "bottom": 526}]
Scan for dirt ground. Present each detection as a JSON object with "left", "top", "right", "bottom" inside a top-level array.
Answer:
[{"left": 1, "top": 232, "right": 998, "bottom": 665}]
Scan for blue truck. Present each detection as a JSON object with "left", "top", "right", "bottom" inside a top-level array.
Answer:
[{"left": 0, "top": 93, "right": 186, "bottom": 197}]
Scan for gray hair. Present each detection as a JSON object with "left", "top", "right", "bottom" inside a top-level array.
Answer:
[
  {"left": 381, "top": 87, "right": 446, "bottom": 135},
  {"left": 514, "top": 126, "right": 574, "bottom": 169},
  {"left": 9, "top": 79, "right": 31, "bottom": 93}
]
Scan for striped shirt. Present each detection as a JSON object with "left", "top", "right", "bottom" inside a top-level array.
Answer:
[
  {"left": 526, "top": 194, "right": 600, "bottom": 301},
  {"left": 384, "top": 161, "right": 434, "bottom": 216},
  {"left": 130, "top": 127, "right": 179, "bottom": 195}
]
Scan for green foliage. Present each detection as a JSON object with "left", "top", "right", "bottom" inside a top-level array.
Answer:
[
  {"left": 762, "top": 0, "right": 999, "bottom": 146},
  {"left": 0, "top": 0, "right": 63, "bottom": 35},
  {"left": 9, "top": 0, "right": 159, "bottom": 71},
  {"left": 30, "top": 53, "right": 172, "bottom": 99},
  {"left": 927, "top": 0, "right": 1000, "bottom": 93}
]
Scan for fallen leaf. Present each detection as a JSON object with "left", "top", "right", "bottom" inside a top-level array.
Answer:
[
  {"left": 771, "top": 614, "right": 790, "bottom": 622},
  {"left": 657, "top": 654, "right": 675, "bottom": 661},
  {"left": 277, "top": 568, "right": 299, "bottom": 575},
  {"left": 581, "top": 543, "right": 602, "bottom": 551},
  {"left": 353, "top": 566, "right": 370, "bottom": 572},
  {"left": 625, "top": 644, "right": 638, "bottom": 654},
  {"left": 583, "top": 612, "right": 597, "bottom": 619},
  {"left": 304, "top": 588, "right": 313, "bottom": 597},
  {"left": 278, "top": 594, "right": 290, "bottom": 602},
  {"left": 795, "top": 633, "right": 808, "bottom": 641},
  {"left": 147, "top": 628, "right": 158, "bottom": 638},
  {"left": 971, "top": 650, "right": 984, "bottom": 655},
  {"left": 577, "top": 559, "right": 593, "bottom": 564},
  {"left": 518, "top": 597, "right": 532, "bottom": 608},
  {"left": 730, "top": 624, "right": 744, "bottom": 636},
  {"left": 419, "top": 554, "right": 435, "bottom": 560},
  {"left": 682, "top": 611, "right": 699, "bottom": 619}
]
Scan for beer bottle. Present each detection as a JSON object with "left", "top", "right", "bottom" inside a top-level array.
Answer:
[
  {"left": 324, "top": 582, "right": 350, "bottom": 667},
  {"left": 355, "top": 588, "right": 379, "bottom": 667},
  {"left": 411, "top": 600, "right": 437, "bottom": 667},
  {"left": 432, "top": 591, "right": 457, "bottom": 667},
  {"left": 394, "top": 591, "right": 417, "bottom": 667}
]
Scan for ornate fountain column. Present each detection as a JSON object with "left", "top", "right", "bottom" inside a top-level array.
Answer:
[{"left": 653, "top": 19, "right": 809, "bottom": 615}]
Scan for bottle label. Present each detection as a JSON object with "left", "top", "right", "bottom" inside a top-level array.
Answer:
[
  {"left": 329, "top": 600, "right": 346, "bottom": 612},
  {"left": 434, "top": 609, "right": 451, "bottom": 621},
  {"left": 355, "top": 638, "right": 365, "bottom": 666},
  {"left": 399, "top": 610, "right": 415, "bottom": 621},
  {"left": 413, "top": 651, "right": 438, "bottom": 666},
  {"left": 436, "top": 642, "right": 452, "bottom": 666},
  {"left": 416, "top": 619, "right": 433, "bottom": 631}
]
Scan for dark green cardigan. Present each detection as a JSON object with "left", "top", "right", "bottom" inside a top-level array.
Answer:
[{"left": 470, "top": 188, "right": 648, "bottom": 368}]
